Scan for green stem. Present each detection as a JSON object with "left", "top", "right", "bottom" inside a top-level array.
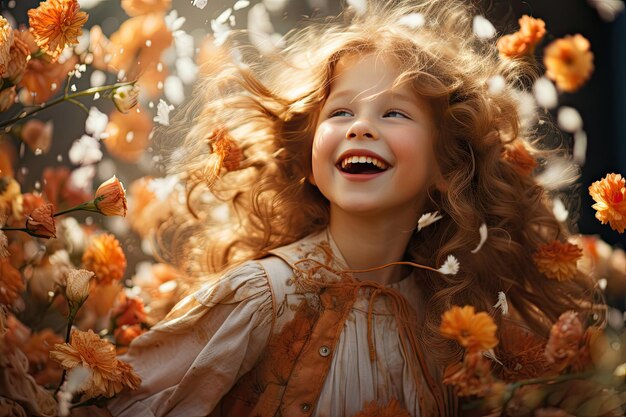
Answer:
[
  {"left": 0, "top": 81, "right": 134, "bottom": 129},
  {"left": 0, "top": 227, "right": 28, "bottom": 232},
  {"left": 53, "top": 201, "right": 98, "bottom": 217},
  {"left": 55, "top": 308, "right": 78, "bottom": 395}
]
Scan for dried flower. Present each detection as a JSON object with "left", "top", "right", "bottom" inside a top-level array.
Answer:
[
  {"left": 112, "top": 293, "right": 148, "bottom": 327},
  {"left": 65, "top": 269, "right": 93, "bottom": 309},
  {"left": 112, "top": 84, "right": 140, "bottom": 113},
  {"left": 417, "top": 211, "right": 442, "bottom": 231},
  {"left": 114, "top": 324, "right": 145, "bottom": 346},
  {"left": 493, "top": 291, "right": 508, "bottom": 316},
  {"left": 49, "top": 329, "right": 141, "bottom": 398},
  {"left": 121, "top": 0, "right": 171, "bottom": 17},
  {"left": 437, "top": 254, "right": 460, "bottom": 275},
  {"left": 440, "top": 305, "right": 498, "bottom": 352},
  {"left": 533, "top": 240, "right": 582, "bottom": 281},
  {"left": 544, "top": 311, "right": 583, "bottom": 373},
  {"left": 443, "top": 350, "right": 495, "bottom": 397},
  {"left": 544, "top": 34, "right": 594, "bottom": 92},
  {"left": 0, "top": 257, "right": 24, "bottom": 306},
  {"left": 94, "top": 176, "right": 127, "bottom": 216},
  {"left": 503, "top": 141, "right": 537, "bottom": 177},
  {"left": 5, "top": 30, "right": 31, "bottom": 84},
  {"left": 102, "top": 107, "right": 153, "bottom": 163},
  {"left": 0, "top": 16, "right": 13, "bottom": 76},
  {"left": 25, "top": 203, "right": 56, "bottom": 238},
  {"left": 20, "top": 119, "right": 53, "bottom": 154},
  {"left": 588, "top": 173, "right": 626, "bottom": 233},
  {"left": 27, "top": 0, "right": 88, "bottom": 60},
  {"left": 82, "top": 233, "right": 127, "bottom": 285}
]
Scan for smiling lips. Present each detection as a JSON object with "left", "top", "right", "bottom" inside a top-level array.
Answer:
[{"left": 336, "top": 150, "right": 391, "bottom": 176}]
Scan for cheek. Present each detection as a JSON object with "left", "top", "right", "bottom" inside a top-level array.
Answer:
[{"left": 311, "top": 124, "right": 334, "bottom": 173}]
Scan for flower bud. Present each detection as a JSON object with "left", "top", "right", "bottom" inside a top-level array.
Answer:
[
  {"left": 65, "top": 269, "right": 93, "bottom": 309},
  {"left": 94, "top": 175, "right": 127, "bottom": 216},
  {"left": 25, "top": 202, "right": 56, "bottom": 238},
  {"left": 112, "top": 84, "right": 139, "bottom": 113}
]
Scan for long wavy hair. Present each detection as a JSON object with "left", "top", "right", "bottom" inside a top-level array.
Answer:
[{"left": 158, "top": 0, "right": 600, "bottom": 364}]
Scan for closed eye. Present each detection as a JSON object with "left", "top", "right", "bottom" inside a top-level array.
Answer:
[
  {"left": 329, "top": 109, "right": 353, "bottom": 118},
  {"left": 383, "top": 110, "right": 410, "bottom": 119}
]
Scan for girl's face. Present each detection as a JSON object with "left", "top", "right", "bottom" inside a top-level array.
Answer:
[{"left": 311, "top": 53, "right": 441, "bottom": 218}]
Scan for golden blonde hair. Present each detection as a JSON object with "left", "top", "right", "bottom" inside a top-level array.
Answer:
[{"left": 158, "top": 0, "right": 599, "bottom": 364}]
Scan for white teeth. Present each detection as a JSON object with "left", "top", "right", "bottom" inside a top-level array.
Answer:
[{"left": 339, "top": 155, "right": 388, "bottom": 170}]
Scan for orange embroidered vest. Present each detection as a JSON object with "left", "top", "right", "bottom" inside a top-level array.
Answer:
[{"left": 213, "top": 231, "right": 456, "bottom": 417}]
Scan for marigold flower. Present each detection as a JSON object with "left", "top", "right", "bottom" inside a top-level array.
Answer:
[
  {"left": 102, "top": 107, "right": 152, "bottom": 163},
  {"left": 496, "top": 15, "right": 545, "bottom": 59},
  {"left": 440, "top": 305, "right": 498, "bottom": 352},
  {"left": 65, "top": 268, "right": 93, "bottom": 309},
  {"left": 94, "top": 175, "right": 127, "bottom": 216},
  {"left": 82, "top": 233, "right": 127, "bottom": 285},
  {"left": 120, "top": 0, "right": 171, "bottom": 17},
  {"left": 112, "top": 84, "right": 139, "bottom": 113},
  {"left": 544, "top": 311, "right": 583, "bottom": 373},
  {"left": 22, "top": 329, "right": 64, "bottom": 386},
  {"left": 49, "top": 329, "right": 141, "bottom": 398},
  {"left": 443, "top": 350, "right": 495, "bottom": 397},
  {"left": 0, "top": 16, "right": 13, "bottom": 76},
  {"left": 114, "top": 324, "right": 145, "bottom": 346},
  {"left": 25, "top": 202, "right": 56, "bottom": 238},
  {"left": 0, "top": 257, "right": 24, "bottom": 306},
  {"left": 0, "top": 86, "right": 16, "bottom": 112},
  {"left": 20, "top": 119, "right": 53, "bottom": 154},
  {"left": 533, "top": 240, "right": 582, "bottom": 281},
  {"left": 517, "top": 15, "right": 546, "bottom": 45},
  {"left": 503, "top": 141, "right": 537, "bottom": 177},
  {"left": 6, "top": 31, "right": 31, "bottom": 84},
  {"left": 588, "top": 173, "right": 626, "bottom": 233},
  {"left": 27, "top": 0, "right": 88, "bottom": 60},
  {"left": 544, "top": 34, "right": 594, "bottom": 92}
]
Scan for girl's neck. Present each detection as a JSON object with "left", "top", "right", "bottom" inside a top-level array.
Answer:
[{"left": 328, "top": 205, "right": 417, "bottom": 285}]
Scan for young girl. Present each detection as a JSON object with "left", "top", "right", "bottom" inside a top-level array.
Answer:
[{"left": 107, "top": 0, "right": 597, "bottom": 415}]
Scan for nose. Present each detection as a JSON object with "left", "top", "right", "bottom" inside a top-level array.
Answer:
[{"left": 346, "top": 120, "right": 379, "bottom": 140}]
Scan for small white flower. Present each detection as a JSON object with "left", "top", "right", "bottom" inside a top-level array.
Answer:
[
  {"left": 154, "top": 99, "right": 175, "bottom": 126},
  {"left": 90, "top": 70, "right": 107, "bottom": 88},
  {"left": 471, "top": 223, "right": 488, "bottom": 253},
  {"left": 533, "top": 77, "right": 558, "bottom": 109},
  {"left": 417, "top": 211, "right": 442, "bottom": 231},
  {"left": 347, "top": 0, "right": 367, "bottom": 15},
  {"left": 69, "top": 135, "right": 103, "bottom": 165},
  {"left": 557, "top": 106, "right": 583, "bottom": 133},
  {"left": 192, "top": 0, "right": 207, "bottom": 9},
  {"left": 493, "top": 291, "right": 508, "bottom": 315},
  {"left": 437, "top": 255, "right": 459, "bottom": 275},
  {"left": 397, "top": 12, "right": 425, "bottom": 29},
  {"left": 112, "top": 84, "right": 139, "bottom": 113},
  {"left": 487, "top": 75, "right": 506, "bottom": 95},
  {"left": 472, "top": 15, "right": 496, "bottom": 39},
  {"left": 85, "top": 106, "right": 108, "bottom": 139},
  {"left": 165, "top": 9, "right": 186, "bottom": 31},
  {"left": 174, "top": 31, "right": 195, "bottom": 58}
]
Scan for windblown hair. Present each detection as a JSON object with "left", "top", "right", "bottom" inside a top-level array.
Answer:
[{"left": 159, "top": 0, "right": 600, "bottom": 364}]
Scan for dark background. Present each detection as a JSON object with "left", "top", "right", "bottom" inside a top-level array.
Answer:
[{"left": 2, "top": 0, "right": 625, "bottom": 248}]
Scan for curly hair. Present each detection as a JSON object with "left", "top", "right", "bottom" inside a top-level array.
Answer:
[{"left": 157, "top": 0, "right": 600, "bottom": 365}]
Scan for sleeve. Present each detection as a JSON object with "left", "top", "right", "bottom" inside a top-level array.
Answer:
[{"left": 107, "top": 261, "right": 274, "bottom": 417}]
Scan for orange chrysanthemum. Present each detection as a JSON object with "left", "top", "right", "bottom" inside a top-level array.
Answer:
[
  {"left": 440, "top": 305, "right": 498, "bottom": 352},
  {"left": 533, "top": 240, "right": 582, "bottom": 281},
  {"left": 497, "top": 15, "right": 545, "bottom": 59},
  {"left": 82, "top": 233, "right": 127, "bottom": 285},
  {"left": 112, "top": 293, "right": 147, "bottom": 327},
  {"left": 544, "top": 311, "right": 583, "bottom": 373},
  {"left": 27, "top": 0, "right": 88, "bottom": 60},
  {"left": 517, "top": 15, "right": 546, "bottom": 45},
  {"left": 49, "top": 329, "right": 141, "bottom": 398},
  {"left": 544, "top": 34, "right": 594, "bottom": 92},
  {"left": 503, "top": 141, "right": 537, "bottom": 176},
  {"left": 588, "top": 173, "right": 626, "bottom": 233},
  {"left": 0, "top": 257, "right": 24, "bottom": 306}
]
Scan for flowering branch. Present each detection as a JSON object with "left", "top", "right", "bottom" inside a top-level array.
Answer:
[{"left": 0, "top": 81, "right": 135, "bottom": 129}]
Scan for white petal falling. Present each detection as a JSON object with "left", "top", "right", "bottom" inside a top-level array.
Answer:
[
  {"left": 487, "top": 75, "right": 506, "bottom": 95},
  {"left": 472, "top": 15, "right": 496, "bottom": 39},
  {"left": 69, "top": 135, "right": 103, "bottom": 166},
  {"left": 85, "top": 106, "right": 108, "bottom": 139},
  {"left": 533, "top": 76, "right": 558, "bottom": 109},
  {"left": 192, "top": 0, "right": 208, "bottom": 9},
  {"left": 471, "top": 223, "right": 488, "bottom": 253},
  {"left": 573, "top": 130, "right": 588, "bottom": 165},
  {"left": 493, "top": 291, "right": 509, "bottom": 316},
  {"left": 397, "top": 13, "right": 425, "bottom": 29},
  {"left": 153, "top": 99, "right": 175, "bottom": 126},
  {"left": 347, "top": 0, "right": 367, "bottom": 15},
  {"left": 535, "top": 157, "right": 579, "bottom": 191},
  {"left": 437, "top": 255, "right": 460, "bottom": 275},
  {"left": 552, "top": 197, "right": 569, "bottom": 222},
  {"left": 164, "top": 76, "right": 185, "bottom": 106},
  {"left": 557, "top": 106, "right": 583, "bottom": 133},
  {"left": 417, "top": 211, "right": 443, "bottom": 231},
  {"left": 90, "top": 70, "right": 106, "bottom": 88},
  {"left": 234, "top": 0, "right": 250, "bottom": 10}
]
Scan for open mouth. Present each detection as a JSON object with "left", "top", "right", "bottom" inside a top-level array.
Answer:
[{"left": 336, "top": 155, "right": 389, "bottom": 175}]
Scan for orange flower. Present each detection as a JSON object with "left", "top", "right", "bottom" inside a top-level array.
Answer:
[
  {"left": 27, "top": 0, "right": 88, "bottom": 60},
  {"left": 503, "top": 141, "right": 537, "bottom": 176},
  {"left": 533, "top": 240, "right": 582, "bottom": 281},
  {"left": 18, "top": 52, "right": 79, "bottom": 104},
  {"left": 350, "top": 398, "right": 411, "bottom": 417},
  {"left": 114, "top": 324, "right": 145, "bottom": 346},
  {"left": 102, "top": 108, "right": 153, "bottom": 163},
  {"left": 20, "top": 119, "right": 53, "bottom": 154},
  {"left": 443, "top": 350, "right": 495, "bottom": 397},
  {"left": 121, "top": 0, "right": 171, "bottom": 17},
  {"left": 49, "top": 329, "right": 141, "bottom": 398},
  {"left": 210, "top": 127, "right": 243, "bottom": 172},
  {"left": 440, "top": 305, "right": 498, "bottom": 352},
  {"left": 87, "top": 25, "right": 111, "bottom": 72},
  {"left": 0, "top": 257, "right": 24, "bottom": 306},
  {"left": 25, "top": 202, "right": 56, "bottom": 238},
  {"left": 94, "top": 176, "right": 127, "bottom": 216},
  {"left": 588, "top": 173, "right": 626, "bottom": 233},
  {"left": 0, "top": 16, "right": 12, "bottom": 76},
  {"left": 497, "top": 15, "right": 545, "bottom": 59},
  {"left": 517, "top": 15, "right": 546, "bottom": 45},
  {"left": 544, "top": 34, "right": 594, "bottom": 92},
  {"left": 5, "top": 29, "right": 31, "bottom": 84},
  {"left": 0, "top": 86, "right": 16, "bottom": 112},
  {"left": 22, "top": 329, "right": 64, "bottom": 386},
  {"left": 82, "top": 233, "right": 127, "bottom": 285},
  {"left": 544, "top": 311, "right": 583, "bottom": 373},
  {"left": 112, "top": 292, "right": 147, "bottom": 327}
]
